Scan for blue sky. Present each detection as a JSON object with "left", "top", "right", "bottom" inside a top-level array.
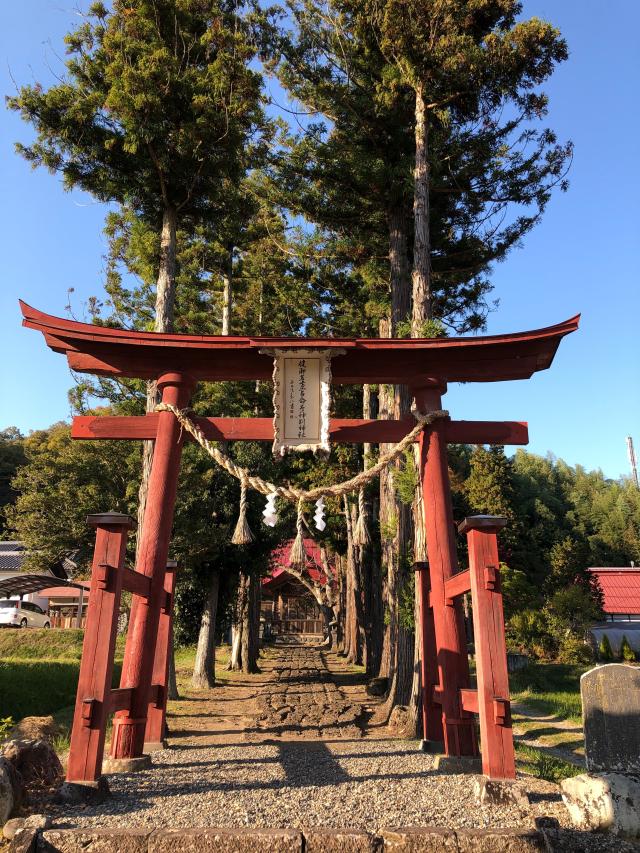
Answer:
[{"left": 1, "top": 1, "right": 638, "bottom": 479}]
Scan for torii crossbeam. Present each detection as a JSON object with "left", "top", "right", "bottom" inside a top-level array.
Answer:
[{"left": 20, "top": 301, "right": 578, "bottom": 785}]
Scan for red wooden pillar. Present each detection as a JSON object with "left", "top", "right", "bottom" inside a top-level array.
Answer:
[
  {"left": 144, "top": 559, "right": 178, "bottom": 751},
  {"left": 66, "top": 512, "right": 135, "bottom": 784},
  {"left": 111, "top": 372, "right": 193, "bottom": 760},
  {"left": 460, "top": 515, "right": 515, "bottom": 779},
  {"left": 414, "top": 559, "right": 443, "bottom": 746},
  {"left": 413, "top": 384, "right": 477, "bottom": 757}
]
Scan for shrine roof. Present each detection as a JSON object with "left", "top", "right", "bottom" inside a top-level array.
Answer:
[{"left": 20, "top": 301, "right": 579, "bottom": 385}]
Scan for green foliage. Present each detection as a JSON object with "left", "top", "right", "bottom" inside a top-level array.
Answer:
[
  {"left": 620, "top": 635, "right": 636, "bottom": 662},
  {"left": 0, "top": 659, "right": 122, "bottom": 721},
  {"left": 8, "top": 0, "right": 266, "bottom": 223},
  {"left": 515, "top": 742, "right": 581, "bottom": 783},
  {"left": 0, "top": 428, "right": 26, "bottom": 536},
  {"left": 393, "top": 449, "right": 419, "bottom": 506},
  {"left": 507, "top": 609, "right": 552, "bottom": 658},
  {"left": 0, "top": 628, "right": 126, "bottom": 661},
  {"left": 509, "top": 662, "right": 587, "bottom": 723},
  {"left": 5, "top": 422, "right": 139, "bottom": 572},
  {"left": 398, "top": 571, "right": 415, "bottom": 630},
  {"left": 261, "top": 0, "right": 572, "bottom": 333},
  {"left": 556, "top": 634, "right": 594, "bottom": 665},
  {"left": 545, "top": 585, "right": 602, "bottom": 639},
  {"left": 0, "top": 717, "right": 13, "bottom": 745},
  {"left": 598, "top": 633, "right": 614, "bottom": 662},
  {"left": 395, "top": 317, "right": 446, "bottom": 339},
  {"left": 500, "top": 563, "right": 538, "bottom": 620}
]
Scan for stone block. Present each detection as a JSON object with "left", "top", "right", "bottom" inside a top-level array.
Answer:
[
  {"left": 456, "top": 829, "right": 547, "bottom": 852},
  {"left": 144, "top": 740, "right": 168, "bottom": 753},
  {"left": 2, "top": 738, "right": 63, "bottom": 786},
  {"left": 8, "top": 827, "right": 37, "bottom": 853},
  {"left": 41, "top": 829, "right": 151, "bottom": 852},
  {"left": 55, "top": 777, "right": 110, "bottom": 804},
  {"left": 3, "top": 817, "right": 25, "bottom": 840},
  {"left": 474, "top": 777, "right": 530, "bottom": 813},
  {"left": 305, "top": 828, "right": 380, "bottom": 851},
  {"left": 102, "top": 754, "right": 152, "bottom": 774},
  {"left": 433, "top": 755, "right": 482, "bottom": 774},
  {"left": 560, "top": 772, "right": 640, "bottom": 838},
  {"left": 381, "top": 827, "right": 458, "bottom": 851},
  {"left": 148, "top": 827, "right": 303, "bottom": 852},
  {"left": 581, "top": 664, "right": 640, "bottom": 773},
  {"left": 0, "top": 756, "right": 17, "bottom": 824}
]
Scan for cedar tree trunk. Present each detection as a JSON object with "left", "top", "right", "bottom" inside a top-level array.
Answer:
[{"left": 191, "top": 569, "right": 220, "bottom": 689}]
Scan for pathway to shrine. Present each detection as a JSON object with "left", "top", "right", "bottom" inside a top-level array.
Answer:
[{"left": 48, "top": 644, "right": 578, "bottom": 836}]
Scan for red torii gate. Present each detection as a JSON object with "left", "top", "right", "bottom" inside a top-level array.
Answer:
[{"left": 20, "top": 301, "right": 578, "bottom": 789}]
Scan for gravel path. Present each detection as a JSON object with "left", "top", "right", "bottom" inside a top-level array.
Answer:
[
  {"left": 49, "top": 644, "right": 576, "bottom": 834},
  {"left": 54, "top": 738, "right": 568, "bottom": 832}
]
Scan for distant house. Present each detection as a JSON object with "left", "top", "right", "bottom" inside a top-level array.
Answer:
[
  {"left": 0, "top": 541, "right": 85, "bottom": 623},
  {"left": 589, "top": 567, "right": 640, "bottom": 654}
]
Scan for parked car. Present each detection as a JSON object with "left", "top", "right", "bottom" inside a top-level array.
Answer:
[{"left": 0, "top": 599, "right": 51, "bottom": 628}]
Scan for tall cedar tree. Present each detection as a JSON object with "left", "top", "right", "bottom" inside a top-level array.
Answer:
[
  {"left": 368, "top": 0, "right": 570, "bottom": 326},
  {"left": 8, "top": 0, "right": 268, "bottom": 538},
  {"left": 259, "top": 0, "right": 572, "bottom": 333},
  {"left": 259, "top": 0, "right": 571, "bottom": 726}
]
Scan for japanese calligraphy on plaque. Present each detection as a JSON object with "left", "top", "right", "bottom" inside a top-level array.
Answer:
[{"left": 264, "top": 349, "right": 343, "bottom": 456}]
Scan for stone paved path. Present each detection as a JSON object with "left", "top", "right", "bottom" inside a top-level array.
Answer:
[{"left": 252, "top": 646, "right": 364, "bottom": 739}]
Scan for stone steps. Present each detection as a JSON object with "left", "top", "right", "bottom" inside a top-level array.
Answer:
[{"left": 12, "top": 825, "right": 555, "bottom": 852}]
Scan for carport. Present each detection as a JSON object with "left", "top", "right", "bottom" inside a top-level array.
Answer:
[{"left": 0, "top": 575, "right": 88, "bottom": 628}]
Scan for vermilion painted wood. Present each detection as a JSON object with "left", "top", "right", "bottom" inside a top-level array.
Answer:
[
  {"left": 111, "top": 374, "right": 193, "bottom": 760},
  {"left": 71, "top": 415, "right": 529, "bottom": 447},
  {"left": 459, "top": 688, "right": 479, "bottom": 715},
  {"left": 415, "top": 386, "right": 477, "bottom": 757},
  {"left": 144, "top": 560, "right": 178, "bottom": 747},
  {"left": 444, "top": 570, "right": 471, "bottom": 604},
  {"left": 109, "top": 688, "right": 134, "bottom": 713},
  {"left": 66, "top": 513, "right": 135, "bottom": 784},
  {"left": 415, "top": 538, "right": 444, "bottom": 745},
  {"left": 121, "top": 566, "right": 151, "bottom": 598},
  {"left": 463, "top": 518, "right": 516, "bottom": 780},
  {"left": 20, "top": 301, "right": 579, "bottom": 385}
]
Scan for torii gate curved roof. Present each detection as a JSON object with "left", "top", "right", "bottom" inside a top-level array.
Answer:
[{"left": 20, "top": 301, "right": 579, "bottom": 385}]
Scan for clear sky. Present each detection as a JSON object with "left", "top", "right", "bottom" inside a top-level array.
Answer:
[{"left": 1, "top": 1, "right": 638, "bottom": 480}]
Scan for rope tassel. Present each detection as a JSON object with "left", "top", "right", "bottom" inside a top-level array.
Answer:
[
  {"left": 289, "top": 499, "right": 309, "bottom": 567},
  {"left": 231, "top": 474, "right": 254, "bottom": 545},
  {"left": 353, "top": 487, "right": 370, "bottom": 547}
]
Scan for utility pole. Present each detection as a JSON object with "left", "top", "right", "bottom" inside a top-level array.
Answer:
[{"left": 627, "top": 436, "right": 639, "bottom": 489}]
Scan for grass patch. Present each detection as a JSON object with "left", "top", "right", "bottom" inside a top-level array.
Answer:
[
  {"left": 509, "top": 662, "right": 588, "bottom": 723},
  {"left": 0, "top": 659, "right": 122, "bottom": 721},
  {"left": 515, "top": 741, "right": 581, "bottom": 782},
  {"left": 0, "top": 629, "right": 126, "bottom": 661}
]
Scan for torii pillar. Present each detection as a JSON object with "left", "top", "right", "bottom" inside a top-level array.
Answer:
[
  {"left": 413, "top": 382, "right": 476, "bottom": 757},
  {"left": 110, "top": 372, "right": 193, "bottom": 763}
]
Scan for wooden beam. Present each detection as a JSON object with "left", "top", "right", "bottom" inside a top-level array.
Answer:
[
  {"left": 459, "top": 688, "right": 479, "bottom": 715},
  {"left": 109, "top": 687, "right": 134, "bottom": 714},
  {"left": 121, "top": 567, "right": 151, "bottom": 599},
  {"left": 444, "top": 570, "right": 471, "bottom": 605},
  {"left": 72, "top": 415, "right": 528, "bottom": 446}
]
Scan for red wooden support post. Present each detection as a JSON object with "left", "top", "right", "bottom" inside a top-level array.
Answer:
[
  {"left": 460, "top": 515, "right": 515, "bottom": 780},
  {"left": 414, "top": 560, "right": 444, "bottom": 747},
  {"left": 414, "top": 384, "right": 477, "bottom": 757},
  {"left": 111, "top": 372, "right": 193, "bottom": 760},
  {"left": 144, "top": 560, "right": 178, "bottom": 751},
  {"left": 66, "top": 512, "right": 135, "bottom": 785}
]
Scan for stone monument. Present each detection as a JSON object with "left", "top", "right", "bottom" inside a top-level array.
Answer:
[{"left": 561, "top": 664, "right": 640, "bottom": 839}]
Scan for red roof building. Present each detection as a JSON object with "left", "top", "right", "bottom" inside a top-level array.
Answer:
[
  {"left": 589, "top": 568, "right": 640, "bottom": 618},
  {"left": 262, "top": 540, "right": 335, "bottom": 638}
]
